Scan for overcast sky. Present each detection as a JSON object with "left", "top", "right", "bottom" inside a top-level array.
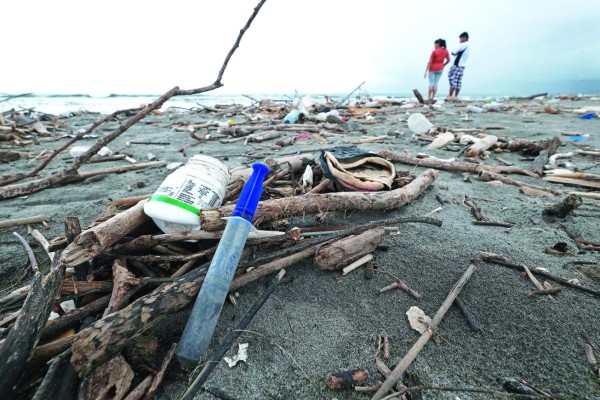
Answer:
[{"left": 2, "top": 0, "right": 599, "bottom": 96}]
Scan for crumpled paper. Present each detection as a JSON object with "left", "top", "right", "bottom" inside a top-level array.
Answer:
[
  {"left": 406, "top": 306, "right": 433, "bottom": 334},
  {"left": 224, "top": 343, "right": 248, "bottom": 368}
]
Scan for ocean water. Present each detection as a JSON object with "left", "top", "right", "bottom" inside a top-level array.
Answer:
[
  {"left": 0, "top": 93, "right": 262, "bottom": 115},
  {"left": 0, "top": 92, "right": 518, "bottom": 115},
  {"left": 1, "top": 83, "right": 599, "bottom": 116}
]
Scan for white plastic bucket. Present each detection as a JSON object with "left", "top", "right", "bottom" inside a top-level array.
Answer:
[{"left": 143, "top": 155, "right": 231, "bottom": 233}]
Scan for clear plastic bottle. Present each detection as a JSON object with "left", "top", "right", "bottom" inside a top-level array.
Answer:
[
  {"left": 407, "top": 113, "right": 433, "bottom": 134},
  {"left": 284, "top": 109, "right": 301, "bottom": 124},
  {"left": 143, "top": 155, "right": 230, "bottom": 233}
]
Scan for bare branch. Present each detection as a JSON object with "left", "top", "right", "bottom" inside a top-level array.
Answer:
[{"left": 0, "top": 0, "right": 268, "bottom": 200}]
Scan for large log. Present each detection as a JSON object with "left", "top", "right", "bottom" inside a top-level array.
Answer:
[
  {"left": 380, "top": 149, "right": 538, "bottom": 178},
  {"left": 0, "top": 253, "right": 64, "bottom": 397},
  {"left": 71, "top": 244, "right": 317, "bottom": 374},
  {"left": 315, "top": 227, "right": 384, "bottom": 270},
  {"left": 71, "top": 267, "right": 206, "bottom": 374},
  {"left": 200, "top": 169, "right": 438, "bottom": 231},
  {"left": 61, "top": 200, "right": 149, "bottom": 268},
  {"left": 70, "top": 216, "right": 442, "bottom": 374},
  {"left": 39, "top": 295, "right": 110, "bottom": 342}
]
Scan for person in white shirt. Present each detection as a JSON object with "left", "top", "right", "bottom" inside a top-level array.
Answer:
[{"left": 448, "top": 32, "right": 470, "bottom": 98}]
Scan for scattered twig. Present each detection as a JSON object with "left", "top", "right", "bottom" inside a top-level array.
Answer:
[
  {"left": 479, "top": 170, "right": 561, "bottom": 196},
  {"left": 342, "top": 254, "right": 374, "bottom": 275},
  {"left": 380, "top": 384, "right": 565, "bottom": 399},
  {"left": 12, "top": 231, "right": 39, "bottom": 272},
  {"left": 40, "top": 295, "right": 110, "bottom": 341},
  {"left": 0, "top": 215, "right": 49, "bottom": 229},
  {"left": 383, "top": 333, "right": 390, "bottom": 359},
  {"left": 527, "top": 288, "right": 562, "bottom": 297},
  {"left": 29, "top": 229, "right": 55, "bottom": 261},
  {"left": 453, "top": 298, "right": 480, "bottom": 332},
  {"left": 356, "top": 381, "right": 383, "bottom": 393},
  {"left": 377, "top": 270, "right": 421, "bottom": 300},
  {"left": 372, "top": 261, "right": 479, "bottom": 399},
  {"left": 480, "top": 252, "right": 600, "bottom": 298},
  {"left": 30, "top": 349, "right": 72, "bottom": 400},
  {"left": 316, "top": 228, "right": 384, "bottom": 271},
  {"left": 146, "top": 342, "right": 177, "bottom": 400},
  {"left": 473, "top": 221, "right": 514, "bottom": 228},
  {"left": 123, "top": 375, "right": 153, "bottom": 400}
]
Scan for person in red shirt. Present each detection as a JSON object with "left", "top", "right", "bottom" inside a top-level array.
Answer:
[{"left": 424, "top": 39, "right": 451, "bottom": 104}]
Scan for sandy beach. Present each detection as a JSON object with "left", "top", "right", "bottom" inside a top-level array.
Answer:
[{"left": 1, "top": 95, "right": 600, "bottom": 399}]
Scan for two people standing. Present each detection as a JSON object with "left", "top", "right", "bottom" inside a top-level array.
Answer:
[{"left": 423, "top": 32, "right": 470, "bottom": 102}]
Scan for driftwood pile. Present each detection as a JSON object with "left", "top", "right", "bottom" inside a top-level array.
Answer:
[
  {"left": 2, "top": 105, "right": 599, "bottom": 399},
  {"left": 0, "top": 149, "right": 441, "bottom": 399},
  {"left": 2, "top": 1, "right": 600, "bottom": 399}
]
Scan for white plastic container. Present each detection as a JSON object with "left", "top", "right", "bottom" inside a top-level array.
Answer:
[
  {"left": 407, "top": 113, "right": 433, "bottom": 134},
  {"left": 143, "top": 155, "right": 230, "bottom": 233}
]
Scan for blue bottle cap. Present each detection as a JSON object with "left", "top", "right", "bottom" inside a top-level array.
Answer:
[{"left": 232, "top": 163, "right": 270, "bottom": 221}]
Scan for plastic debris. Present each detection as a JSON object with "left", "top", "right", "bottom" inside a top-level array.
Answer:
[
  {"left": 407, "top": 113, "right": 433, "bottom": 134},
  {"left": 223, "top": 343, "right": 249, "bottom": 367},
  {"left": 406, "top": 306, "right": 432, "bottom": 334}
]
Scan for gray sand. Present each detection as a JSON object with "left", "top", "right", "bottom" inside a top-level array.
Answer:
[{"left": 1, "top": 98, "right": 600, "bottom": 399}]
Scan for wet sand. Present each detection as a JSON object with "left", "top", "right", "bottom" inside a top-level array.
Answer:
[{"left": 1, "top": 97, "right": 600, "bottom": 399}]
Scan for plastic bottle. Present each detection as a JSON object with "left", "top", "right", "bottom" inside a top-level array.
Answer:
[
  {"left": 407, "top": 113, "right": 433, "bottom": 134},
  {"left": 176, "top": 163, "right": 270, "bottom": 368},
  {"left": 284, "top": 109, "right": 301, "bottom": 124},
  {"left": 467, "top": 105, "right": 485, "bottom": 113},
  {"left": 143, "top": 155, "right": 230, "bottom": 234}
]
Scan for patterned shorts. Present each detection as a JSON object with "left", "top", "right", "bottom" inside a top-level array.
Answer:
[{"left": 448, "top": 66, "right": 465, "bottom": 89}]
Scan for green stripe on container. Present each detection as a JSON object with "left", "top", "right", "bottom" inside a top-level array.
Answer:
[{"left": 148, "top": 195, "right": 201, "bottom": 215}]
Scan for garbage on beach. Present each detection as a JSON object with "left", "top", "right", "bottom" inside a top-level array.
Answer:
[
  {"left": 467, "top": 105, "right": 485, "bottom": 113},
  {"left": 69, "top": 146, "right": 112, "bottom": 158},
  {"left": 406, "top": 306, "right": 432, "bottom": 334},
  {"left": 407, "top": 113, "right": 433, "bottom": 134},
  {"left": 143, "top": 155, "right": 230, "bottom": 234},
  {"left": 223, "top": 343, "right": 249, "bottom": 368},
  {"left": 4, "top": 87, "right": 600, "bottom": 400}
]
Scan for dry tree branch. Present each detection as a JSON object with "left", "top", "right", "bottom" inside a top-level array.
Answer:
[{"left": 0, "top": 0, "right": 268, "bottom": 200}]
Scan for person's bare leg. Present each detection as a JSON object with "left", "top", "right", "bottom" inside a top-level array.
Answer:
[
  {"left": 432, "top": 86, "right": 438, "bottom": 100},
  {"left": 449, "top": 87, "right": 454, "bottom": 97},
  {"left": 455, "top": 89, "right": 460, "bottom": 97},
  {"left": 428, "top": 87, "right": 433, "bottom": 102}
]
